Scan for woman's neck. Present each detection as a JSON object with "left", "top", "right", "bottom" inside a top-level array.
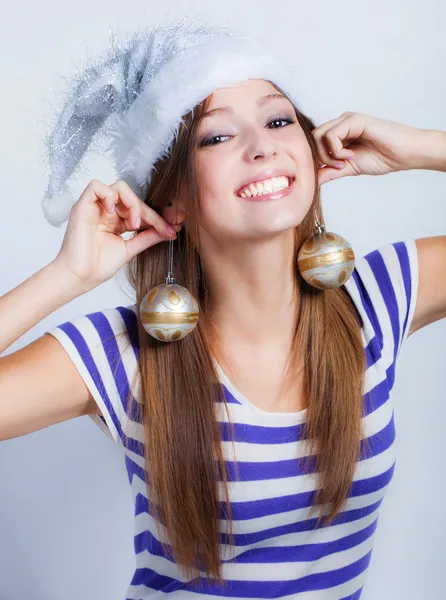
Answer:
[{"left": 200, "top": 229, "right": 299, "bottom": 347}]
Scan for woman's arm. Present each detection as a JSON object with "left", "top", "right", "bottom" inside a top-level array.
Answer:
[
  {"left": 409, "top": 128, "right": 446, "bottom": 172},
  {"left": 405, "top": 129, "right": 446, "bottom": 336},
  {"left": 0, "top": 260, "right": 98, "bottom": 440},
  {"left": 411, "top": 235, "right": 446, "bottom": 336},
  {"left": 0, "top": 260, "right": 89, "bottom": 356},
  {"left": 312, "top": 115, "right": 446, "bottom": 337}
]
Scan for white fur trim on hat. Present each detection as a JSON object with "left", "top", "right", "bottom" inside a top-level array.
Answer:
[{"left": 107, "top": 35, "right": 301, "bottom": 197}]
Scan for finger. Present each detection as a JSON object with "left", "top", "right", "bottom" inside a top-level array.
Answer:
[
  {"left": 313, "top": 130, "right": 342, "bottom": 167},
  {"left": 140, "top": 202, "right": 177, "bottom": 236},
  {"left": 130, "top": 204, "right": 141, "bottom": 230},
  {"left": 125, "top": 228, "right": 176, "bottom": 261},
  {"left": 123, "top": 216, "right": 136, "bottom": 233},
  {"left": 325, "top": 131, "right": 356, "bottom": 161},
  {"left": 318, "top": 163, "right": 352, "bottom": 186},
  {"left": 78, "top": 179, "right": 120, "bottom": 215},
  {"left": 324, "top": 121, "right": 362, "bottom": 162},
  {"left": 107, "top": 202, "right": 136, "bottom": 233},
  {"left": 109, "top": 181, "right": 140, "bottom": 228},
  {"left": 313, "top": 114, "right": 347, "bottom": 139},
  {"left": 112, "top": 181, "right": 176, "bottom": 237},
  {"left": 313, "top": 113, "right": 354, "bottom": 166}
]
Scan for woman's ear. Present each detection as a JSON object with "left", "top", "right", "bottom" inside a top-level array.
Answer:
[
  {"left": 174, "top": 197, "right": 186, "bottom": 214},
  {"left": 162, "top": 202, "right": 186, "bottom": 229}
]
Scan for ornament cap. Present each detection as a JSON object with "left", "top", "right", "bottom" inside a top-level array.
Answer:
[{"left": 314, "top": 221, "right": 325, "bottom": 236}]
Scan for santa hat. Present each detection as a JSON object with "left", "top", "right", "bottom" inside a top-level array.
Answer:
[{"left": 41, "top": 16, "right": 303, "bottom": 227}]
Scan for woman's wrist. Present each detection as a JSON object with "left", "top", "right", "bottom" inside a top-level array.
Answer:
[{"left": 46, "top": 259, "right": 94, "bottom": 299}]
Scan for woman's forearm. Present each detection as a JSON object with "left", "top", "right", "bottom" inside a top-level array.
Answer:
[
  {"left": 412, "top": 129, "right": 446, "bottom": 172},
  {"left": 0, "top": 261, "right": 90, "bottom": 355}
]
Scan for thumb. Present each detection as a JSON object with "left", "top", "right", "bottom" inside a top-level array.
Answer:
[
  {"left": 125, "top": 228, "right": 171, "bottom": 260},
  {"left": 318, "top": 163, "right": 351, "bottom": 186}
]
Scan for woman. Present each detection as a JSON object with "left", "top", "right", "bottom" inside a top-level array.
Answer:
[{"left": 1, "top": 20, "right": 445, "bottom": 599}]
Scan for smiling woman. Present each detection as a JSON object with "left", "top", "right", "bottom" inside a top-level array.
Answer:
[
  {"left": 193, "top": 81, "right": 316, "bottom": 240},
  {"left": 0, "top": 16, "right": 437, "bottom": 600}
]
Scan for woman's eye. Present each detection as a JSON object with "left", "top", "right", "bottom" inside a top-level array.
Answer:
[
  {"left": 200, "top": 118, "right": 295, "bottom": 147},
  {"left": 267, "top": 118, "right": 295, "bottom": 129},
  {"left": 201, "top": 134, "right": 231, "bottom": 147}
]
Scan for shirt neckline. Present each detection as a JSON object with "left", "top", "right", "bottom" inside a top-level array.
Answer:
[{"left": 214, "top": 361, "right": 308, "bottom": 423}]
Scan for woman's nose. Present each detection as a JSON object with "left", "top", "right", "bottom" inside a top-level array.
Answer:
[{"left": 244, "top": 131, "right": 278, "bottom": 162}]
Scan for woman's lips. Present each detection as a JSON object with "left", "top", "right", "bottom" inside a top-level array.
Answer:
[{"left": 237, "top": 178, "right": 295, "bottom": 202}]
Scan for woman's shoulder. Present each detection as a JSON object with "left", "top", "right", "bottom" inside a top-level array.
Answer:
[
  {"left": 44, "top": 303, "right": 141, "bottom": 446},
  {"left": 46, "top": 303, "right": 141, "bottom": 392},
  {"left": 342, "top": 238, "right": 418, "bottom": 358},
  {"left": 47, "top": 303, "right": 138, "bottom": 348}
]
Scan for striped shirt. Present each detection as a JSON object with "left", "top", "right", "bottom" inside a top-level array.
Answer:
[{"left": 46, "top": 239, "right": 418, "bottom": 599}]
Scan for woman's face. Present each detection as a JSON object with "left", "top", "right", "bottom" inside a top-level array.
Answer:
[{"left": 194, "top": 78, "right": 316, "bottom": 242}]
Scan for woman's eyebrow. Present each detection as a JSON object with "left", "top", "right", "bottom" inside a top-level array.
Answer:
[{"left": 202, "top": 93, "right": 286, "bottom": 118}]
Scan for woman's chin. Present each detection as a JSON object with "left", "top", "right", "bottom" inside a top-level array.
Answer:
[
  {"left": 201, "top": 208, "right": 306, "bottom": 242},
  {"left": 245, "top": 210, "right": 302, "bottom": 236},
  {"left": 268, "top": 209, "right": 303, "bottom": 231}
]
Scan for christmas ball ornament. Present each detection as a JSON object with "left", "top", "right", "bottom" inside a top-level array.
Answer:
[
  {"left": 297, "top": 220, "right": 355, "bottom": 290},
  {"left": 140, "top": 282, "right": 199, "bottom": 342},
  {"left": 139, "top": 240, "right": 199, "bottom": 342}
]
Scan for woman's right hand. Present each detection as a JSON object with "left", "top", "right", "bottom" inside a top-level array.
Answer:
[{"left": 53, "top": 179, "right": 183, "bottom": 290}]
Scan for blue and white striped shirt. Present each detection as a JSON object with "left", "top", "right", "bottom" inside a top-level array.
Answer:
[{"left": 46, "top": 239, "right": 418, "bottom": 599}]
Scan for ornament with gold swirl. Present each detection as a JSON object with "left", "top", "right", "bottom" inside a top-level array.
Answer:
[
  {"left": 140, "top": 283, "right": 199, "bottom": 342},
  {"left": 297, "top": 231, "right": 355, "bottom": 289}
]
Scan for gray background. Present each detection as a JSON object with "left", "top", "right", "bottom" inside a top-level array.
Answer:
[{"left": 1, "top": 0, "right": 445, "bottom": 598}]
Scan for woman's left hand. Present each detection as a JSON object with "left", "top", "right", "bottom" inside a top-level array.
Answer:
[{"left": 313, "top": 111, "right": 425, "bottom": 186}]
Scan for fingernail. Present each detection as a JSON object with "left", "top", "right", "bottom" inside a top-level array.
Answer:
[
  {"left": 167, "top": 224, "right": 176, "bottom": 235},
  {"left": 334, "top": 162, "right": 345, "bottom": 169},
  {"left": 135, "top": 216, "right": 141, "bottom": 228}
]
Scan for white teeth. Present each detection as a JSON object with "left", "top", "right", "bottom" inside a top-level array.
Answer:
[{"left": 239, "top": 176, "right": 290, "bottom": 198}]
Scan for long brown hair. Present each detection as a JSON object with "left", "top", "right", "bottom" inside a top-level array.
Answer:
[{"left": 122, "top": 82, "right": 367, "bottom": 585}]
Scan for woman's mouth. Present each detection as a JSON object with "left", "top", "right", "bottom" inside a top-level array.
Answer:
[{"left": 236, "top": 176, "right": 295, "bottom": 201}]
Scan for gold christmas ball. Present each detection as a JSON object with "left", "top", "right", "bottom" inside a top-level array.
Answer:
[
  {"left": 297, "top": 231, "right": 355, "bottom": 290},
  {"left": 140, "top": 283, "right": 199, "bottom": 342}
]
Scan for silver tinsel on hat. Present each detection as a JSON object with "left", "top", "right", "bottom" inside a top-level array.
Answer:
[{"left": 41, "top": 16, "right": 302, "bottom": 227}]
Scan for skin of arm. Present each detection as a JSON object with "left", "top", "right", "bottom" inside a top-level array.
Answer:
[{"left": 0, "top": 260, "right": 90, "bottom": 356}]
